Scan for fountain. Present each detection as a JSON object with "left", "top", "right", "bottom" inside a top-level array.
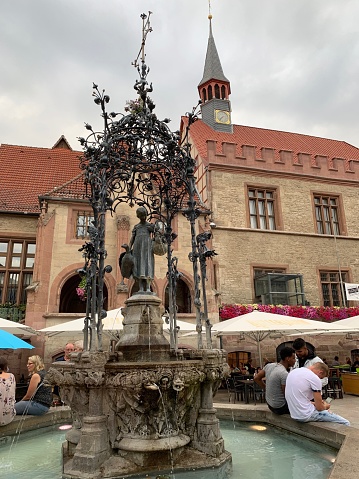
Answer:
[{"left": 46, "top": 12, "right": 231, "bottom": 479}]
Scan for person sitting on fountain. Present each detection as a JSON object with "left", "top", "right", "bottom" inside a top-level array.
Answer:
[
  {"left": 15, "top": 355, "right": 53, "bottom": 416},
  {"left": 129, "top": 206, "right": 155, "bottom": 293},
  {"left": 0, "top": 356, "right": 16, "bottom": 426}
]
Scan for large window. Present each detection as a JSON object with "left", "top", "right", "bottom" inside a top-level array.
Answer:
[
  {"left": 248, "top": 188, "right": 276, "bottom": 230},
  {"left": 320, "top": 270, "right": 347, "bottom": 306},
  {"left": 227, "top": 351, "right": 251, "bottom": 369},
  {"left": 75, "top": 211, "right": 94, "bottom": 239},
  {"left": 314, "top": 195, "right": 340, "bottom": 235},
  {"left": 0, "top": 240, "right": 35, "bottom": 304}
]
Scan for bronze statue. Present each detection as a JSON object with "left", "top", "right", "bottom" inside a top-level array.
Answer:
[{"left": 128, "top": 206, "right": 155, "bottom": 293}]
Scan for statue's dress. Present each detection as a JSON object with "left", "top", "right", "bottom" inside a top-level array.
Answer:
[{"left": 131, "top": 222, "right": 154, "bottom": 280}]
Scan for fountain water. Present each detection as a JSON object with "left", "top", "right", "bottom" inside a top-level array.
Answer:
[{"left": 46, "top": 12, "right": 230, "bottom": 479}]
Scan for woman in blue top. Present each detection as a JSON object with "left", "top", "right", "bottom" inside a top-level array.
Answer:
[{"left": 15, "top": 355, "right": 52, "bottom": 416}]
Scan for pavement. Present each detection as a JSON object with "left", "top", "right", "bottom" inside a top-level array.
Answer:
[{"left": 213, "top": 388, "right": 359, "bottom": 428}]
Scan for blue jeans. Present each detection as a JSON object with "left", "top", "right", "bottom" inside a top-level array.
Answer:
[
  {"left": 15, "top": 400, "right": 49, "bottom": 416},
  {"left": 302, "top": 410, "right": 350, "bottom": 426}
]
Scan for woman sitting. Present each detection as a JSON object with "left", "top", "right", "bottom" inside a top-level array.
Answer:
[
  {"left": 0, "top": 356, "right": 16, "bottom": 426},
  {"left": 15, "top": 355, "right": 53, "bottom": 416}
]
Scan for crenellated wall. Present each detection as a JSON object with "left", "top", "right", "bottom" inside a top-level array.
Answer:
[{"left": 206, "top": 140, "right": 359, "bottom": 181}]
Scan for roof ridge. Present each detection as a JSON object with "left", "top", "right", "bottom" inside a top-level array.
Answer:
[
  {"left": 0, "top": 142, "right": 82, "bottom": 153},
  {"left": 42, "top": 172, "right": 85, "bottom": 197}
]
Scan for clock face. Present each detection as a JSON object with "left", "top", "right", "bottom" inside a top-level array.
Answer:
[{"left": 215, "top": 109, "right": 230, "bottom": 124}]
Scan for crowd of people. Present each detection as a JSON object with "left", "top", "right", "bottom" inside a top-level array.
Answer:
[
  {"left": 1, "top": 336, "right": 355, "bottom": 428},
  {"left": 0, "top": 339, "right": 83, "bottom": 426},
  {"left": 253, "top": 338, "right": 351, "bottom": 426}
]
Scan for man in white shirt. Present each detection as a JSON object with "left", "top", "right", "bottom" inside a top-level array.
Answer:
[{"left": 285, "top": 362, "right": 350, "bottom": 426}]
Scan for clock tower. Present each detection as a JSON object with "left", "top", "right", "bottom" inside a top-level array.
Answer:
[{"left": 198, "top": 13, "right": 233, "bottom": 133}]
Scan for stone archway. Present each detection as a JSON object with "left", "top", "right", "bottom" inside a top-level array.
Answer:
[
  {"left": 164, "top": 277, "right": 192, "bottom": 314},
  {"left": 59, "top": 275, "right": 108, "bottom": 313}
]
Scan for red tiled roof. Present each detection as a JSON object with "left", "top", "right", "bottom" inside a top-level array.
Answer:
[
  {"left": 182, "top": 117, "right": 359, "bottom": 163},
  {"left": 0, "top": 143, "right": 83, "bottom": 213},
  {"left": 41, "top": 173, "right": 88, "bottom": 201}
]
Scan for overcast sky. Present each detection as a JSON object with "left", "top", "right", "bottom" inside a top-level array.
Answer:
[{"left": 1, "top": 0, "right": 359, "bottom": 150}]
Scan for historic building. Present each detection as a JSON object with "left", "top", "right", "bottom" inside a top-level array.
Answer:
[
  {"left": 180, "top": 17, "right": 359, "bottom": 363},
  {"left": 0, "top": 136, "right": 201, "bottom": 366},
  {"left": 2, "top": 16, "right": 359, "bottom": 369}
]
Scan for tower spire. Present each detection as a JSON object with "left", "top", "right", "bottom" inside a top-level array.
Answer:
[{"left": 198, "top": 3, "right": 232, "bottom": 133}]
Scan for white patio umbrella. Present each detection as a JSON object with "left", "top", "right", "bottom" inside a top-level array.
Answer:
[
  {"left": 0, "top": 316, "right": 37, "bottom": 337},
  {"left": 212, "top": 310, "right": 343, "bottom": 367},
  {"left": 39, "top": 308, "right": 196, "bottom": 339},
  {"left": 39, "top": 308, "right": 125, "bottom": 338},
  {"left": 289, "top": 315, "right": 359, "bottom": 337},
  {"left": 330, "top": 315, "right": 359, "bottom": 330}
]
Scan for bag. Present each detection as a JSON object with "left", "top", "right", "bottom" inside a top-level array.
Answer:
[{"left": 152, "top": 233, "right": 167, "bottom": 256}]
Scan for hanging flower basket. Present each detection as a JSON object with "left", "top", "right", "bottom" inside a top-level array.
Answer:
[{"left": 76, "top": 277, "right": 87, "bottom": 302}]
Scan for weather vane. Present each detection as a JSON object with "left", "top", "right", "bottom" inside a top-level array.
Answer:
[
  {"left": 208, "top": 0, "right": 212, "bottom": 19},
  {"left": 132, "top": 12, "right": 153, "bottom": 69}
]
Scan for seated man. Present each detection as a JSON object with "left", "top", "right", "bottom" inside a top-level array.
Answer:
[
  {"left": 285, "top": 362, "right": 350, "bottom": 426},
  {"left": 254, "top": 347, "right": 296, "bottom": 415},
  {"left": 292, "top": 337, "right": 328, "bottom": 388}
]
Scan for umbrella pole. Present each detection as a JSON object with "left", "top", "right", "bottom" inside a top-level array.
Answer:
[{"left": 257, "top": 340, "right": 263, "bottom": 369}]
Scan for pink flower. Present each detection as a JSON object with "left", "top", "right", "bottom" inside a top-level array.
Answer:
[{"left": 219, "top": 303, "right": 359, "bottom": 322}]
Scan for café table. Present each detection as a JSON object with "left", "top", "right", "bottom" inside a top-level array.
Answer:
[
  {"left": 236, "top": 379, "right": 255, "bottom": 404},
  {"left": 236, "top": 378, "right": 265, "bottom": 404}
]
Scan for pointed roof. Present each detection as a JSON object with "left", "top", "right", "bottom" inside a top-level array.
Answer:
[
  {"left": 198, "top": 19, "right": 229, "bottom": 87},
  {"left": 52, "top": 135, "right": 73, "bottom": 150}
]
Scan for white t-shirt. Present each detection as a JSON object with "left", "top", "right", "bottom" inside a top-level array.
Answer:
[
  {"left": 292, "top": 355, "right": 328, "bottom": 387},
  {"left": 285, "top": 367, "right": 322, "bottom": 421}
]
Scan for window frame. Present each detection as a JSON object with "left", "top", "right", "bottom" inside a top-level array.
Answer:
[
  {"left": 0, "top": 239, "right": 35, "bottom": 305},
  {"left": 319, "top": 269, "right": 348, "bottom": 307},
  {"left": 247, "top": 186, "right": 279, "bottom": 231},
  {"left": 75, "top": 211, "right": 95, "bottom": 239},
  {"left": 66, "top": 206, "right": 95, "bottom": 244},
  {"left": 312, "top": 192, "right": 345, "bottom": 236}
]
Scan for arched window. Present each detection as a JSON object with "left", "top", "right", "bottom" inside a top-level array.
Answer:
[
  {"left": 165, "top": 278, "right": 192, "bottom": 313},
  {"left": 59, "top": 275, "right": 108, "bottom": 313},
  {"left": 214, "top": 84, "right": 220, "bottom": 99},
  {"left": 208, "top": 85, "right": 213, "bottom": 100},
  {"left": 202, "top": 88, "right": 207, "bottom": 102},
  {"left": 221, "top": 85, "right": 226, "bottom": 99}
]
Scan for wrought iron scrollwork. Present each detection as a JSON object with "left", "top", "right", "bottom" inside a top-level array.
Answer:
[{"left": 77, "top": 12, "right": 214, "bottom": 351}]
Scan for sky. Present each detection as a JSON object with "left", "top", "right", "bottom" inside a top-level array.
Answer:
[{"left": 1, "top": 0, "right": 359, "bottom": 150}]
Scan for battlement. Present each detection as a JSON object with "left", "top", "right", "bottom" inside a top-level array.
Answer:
[{"left": 207, "top": 140, "right": 359, "bottom": 180}]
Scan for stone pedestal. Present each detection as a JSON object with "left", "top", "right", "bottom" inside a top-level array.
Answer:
[
  {"left": 47, "top": 344, "right": 231, "bottom": 478},
  {"left": 71, "top": 416, "right": 110, "bottom": 474},
  {"left": 116, "top": 293, "right": 170, "bottom": 361}
]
